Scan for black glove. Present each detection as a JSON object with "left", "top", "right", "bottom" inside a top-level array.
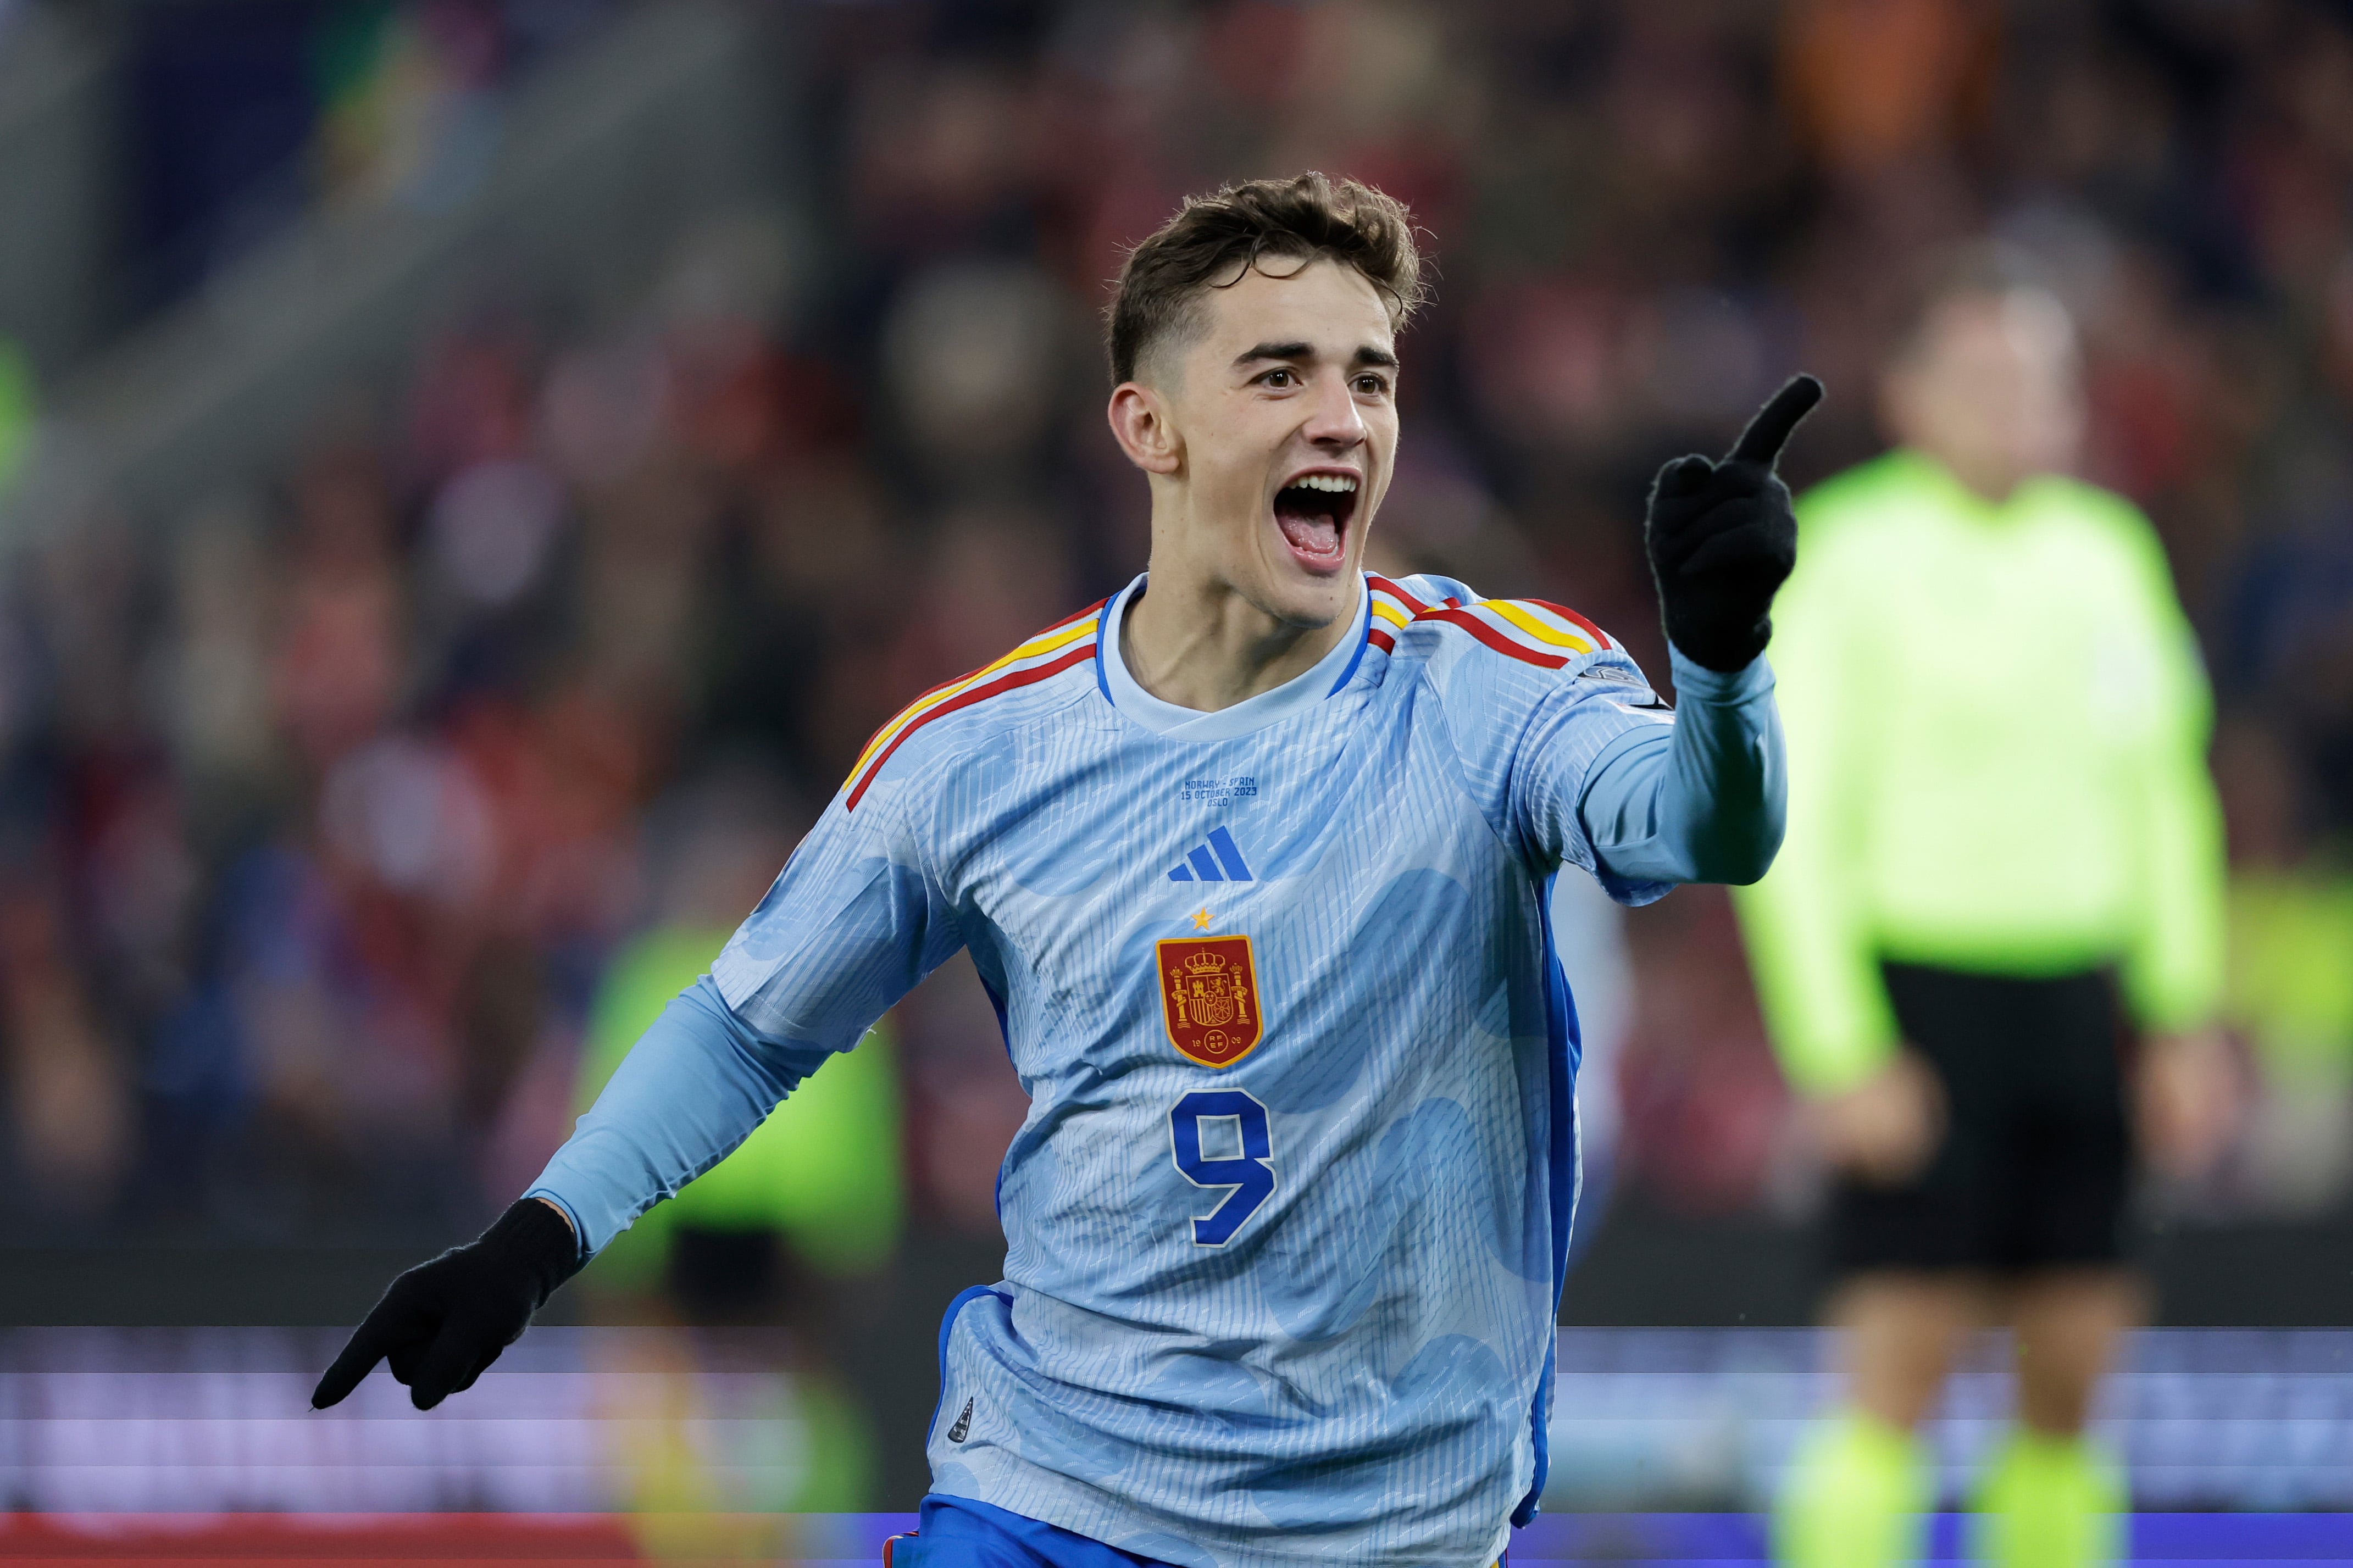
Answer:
[
  {"left": 311, "top": 1198, "right": 584, "bottom": 1412},
  {"left": 1645, "top": 374, "right": 1824, "bottom": 673}
]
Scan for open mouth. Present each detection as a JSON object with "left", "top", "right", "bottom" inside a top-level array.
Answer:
[{"left": 1273, "top": 472, "right": 1359, "bottom": 569}]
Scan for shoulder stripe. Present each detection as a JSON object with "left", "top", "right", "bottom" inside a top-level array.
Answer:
[
  {"left": 845, "top": 606, "right": 1103, "bottom": 783},
  {"left": 843, "top": 600, "right": 1106, "bottom": 809},
  {"left": 1383, "top": 582, "right": 1616, "bottom": 670},
  {"left": 845, "top": 640, "right": 1099, "bottom": 810},
  {"left": 1417, "top": 606, "right": 1568, "bottom": 669},
  {"left": 1367, "top": 574, "right": 1431, "bottom": 616},
  {"left": 1479, "top": 599, "right": 1606, "bottom": 655},
  {"left": 1524, "top": 599, "right": 1615, "bottom": 649}
]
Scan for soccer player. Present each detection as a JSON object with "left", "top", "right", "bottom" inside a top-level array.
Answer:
[
  {"left": 1734, "top": 251, "right": 2233, "bottom": 1568},
  {"left": 314, "top": 173, "right": 1818, "bottom": 1566}
]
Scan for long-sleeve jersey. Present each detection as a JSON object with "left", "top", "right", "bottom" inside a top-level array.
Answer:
[
  {"left": 529, "top": 571, "right": 1785, "bottom": 1568},
  {"left": 1732, "top": 449, "right": 2226, "bottom": 1096}
]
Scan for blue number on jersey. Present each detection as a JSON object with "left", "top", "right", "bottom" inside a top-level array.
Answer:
[{"left": 1169, "top": 1090, "right": 1274, "bottom": 1245}]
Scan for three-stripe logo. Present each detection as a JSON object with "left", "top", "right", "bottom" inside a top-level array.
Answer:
[{"left": 1168, "top": 826, "right": 1253, "bottom": 883}]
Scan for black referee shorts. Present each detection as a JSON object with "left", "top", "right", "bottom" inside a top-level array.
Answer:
[{"left": 1829, "top": 960, "right": 2133, "bottom": 1275}]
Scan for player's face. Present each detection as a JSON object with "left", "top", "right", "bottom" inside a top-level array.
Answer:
[
  {"left": 1155, "top": 259, "right": 1399, "bottom": 627},
  {"left": 1883, "top": 288, "right": 2084, "bottom": 502}
]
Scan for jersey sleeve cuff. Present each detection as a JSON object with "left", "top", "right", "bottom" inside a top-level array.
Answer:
[
  {"left": 1667, "top": 644, "right": 1775, "bottom": 704},
  {"left": 521, "top": 1189, "right": 591, "bottom": 1265}
]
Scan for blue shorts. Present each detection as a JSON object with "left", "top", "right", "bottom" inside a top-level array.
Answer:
[{"left": 884, "top": 1496, "right": 1178, "bottom": 1568}]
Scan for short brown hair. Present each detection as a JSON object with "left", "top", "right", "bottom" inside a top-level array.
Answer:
[{"left": 1106, "top": 172, "right": 1427, "bottom": 385}]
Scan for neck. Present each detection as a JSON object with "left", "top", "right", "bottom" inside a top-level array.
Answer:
[
  {"left": 1121, "top": 558, "right": 1353, "bottom": 713},
  {"left": 1918, "top": 446, "right": 2026, "bottom": 507}
]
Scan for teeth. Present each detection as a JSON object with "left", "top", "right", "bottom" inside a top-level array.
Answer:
[{"left": 1290, "top": 474, "right": 1358, "bottom": 493}]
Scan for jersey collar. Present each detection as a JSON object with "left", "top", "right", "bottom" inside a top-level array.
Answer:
[{"left": 1096, "top": 573, "right": 1371, "bottom": 741}]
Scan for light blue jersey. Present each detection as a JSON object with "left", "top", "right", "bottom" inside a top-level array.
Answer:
[{"left": 531, "top": 571, "right": 1784, "bottom": 1568}]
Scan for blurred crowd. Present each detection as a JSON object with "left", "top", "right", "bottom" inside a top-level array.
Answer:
[{"left": 5, "top": 0, "right": 2353, "bottom": 1263}]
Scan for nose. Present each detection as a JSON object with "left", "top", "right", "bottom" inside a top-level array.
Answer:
[{"left": 1302, "top": 369, "right": 1368, "bottom": 449}]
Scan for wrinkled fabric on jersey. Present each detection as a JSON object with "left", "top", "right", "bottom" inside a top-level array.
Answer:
[{"left": 531, "top": 573, "right": 1783, "bottom": 1568}]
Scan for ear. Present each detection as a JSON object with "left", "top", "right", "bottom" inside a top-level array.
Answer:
[{"left": 1107, "top": 381, "right": 1182, "bottom": 475}]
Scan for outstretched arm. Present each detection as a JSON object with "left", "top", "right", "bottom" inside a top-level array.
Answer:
[
  {"left": 526, "top": 977, "right": 830, "bottom": 1254},
  {"left": 309, "top": 980, "right": 829, "bottom": 1415},
  {"left": 315, "top": 788, "right": 960, "bottom": 1413},
  {"left": 1575, "top": 376, "right": 1819, "bottom": 888},
  {"left": 1579, "top": 648, "right": 1783, "bottom": 887}
]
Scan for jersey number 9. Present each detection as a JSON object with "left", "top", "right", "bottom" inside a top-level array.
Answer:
[{"left": 1169, "top": 1090, "right": 1275, "bottom": 1245}]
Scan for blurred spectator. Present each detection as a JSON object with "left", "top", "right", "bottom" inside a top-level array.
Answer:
[
  {"left": 1781, "top": 0, "right": 2000, "bottom": 179},
  {"left": 565, "top": 766, "right": 900, "bottom": 1515},
  {"left": 0, "top": 338, "right": 35, "bottom": 503},
  {"left": 571, "top": 765, "right": 903, "bottom": 1308},
  {"left": 2, "top": 888, "right": 131, "bottom": 1215},
  {"left": 2216, "top": 718, "right": 2353, "bottom": 1214},
  {"left": 125, "top": 1, "right": 614, "bottom": 305}
]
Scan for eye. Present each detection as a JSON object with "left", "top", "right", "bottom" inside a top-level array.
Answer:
[
  {"left": 1257, "top": 368, "right": 1298, "bottom": 388},
  {"left": 1353, "top": 373, "right": 1390, "bottom": 396}
]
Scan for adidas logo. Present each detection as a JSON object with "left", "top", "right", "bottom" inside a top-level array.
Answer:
[
  {"left": 947, "top": 1397, "right": 974, "bottom": 1443},
  {"left": 1168, "top": 826, "right": 1254, "bottom": 883}
]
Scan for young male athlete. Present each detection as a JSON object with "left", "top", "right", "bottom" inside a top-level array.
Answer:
[{"left": 315, "top": 174, "right": 1821, "bottom": 1566}]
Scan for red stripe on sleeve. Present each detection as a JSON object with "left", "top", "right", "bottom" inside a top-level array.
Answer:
[
  {"left": 1525, "top": 599, "right": 1614, "bottom": 649},
  {"left": 1365, "top": 574, "right": 1431, "bottom": 615},
  {"left": 846, "top": 642, "right": 1100, "bottom": 810},
  {"left": 1367, "top": 627, "right": 1396, "bottom": 654},
  {"left": 853, "top": 669, "right": 974, "bottom": 761},
  {"left": 848, "top": 599, "right": 1109, "bottom": 777},
  {"left": 1038, "top": 597, "right": 1112, "bottom": 635},
  {"left": 1417, "top": 607, "right": 1569, "bottom": 670}
]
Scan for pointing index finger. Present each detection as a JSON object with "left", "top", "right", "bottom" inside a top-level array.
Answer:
[
  {"left": 313, "top": 1322, "right": 390, "bottom": 1409},
  {"left": 1727, "top": 374, "right": 1824, "bottom": 469}
]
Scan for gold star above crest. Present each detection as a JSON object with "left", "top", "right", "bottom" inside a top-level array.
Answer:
[{"left": 1191, "top": 907, "right": 1212, "bottom": 931}]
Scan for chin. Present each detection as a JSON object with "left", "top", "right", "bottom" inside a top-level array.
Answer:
[{"left": 1255, "top": 556, "right": 1362, "bottom": 629}]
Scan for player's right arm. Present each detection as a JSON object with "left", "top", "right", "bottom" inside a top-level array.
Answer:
[
  {"left": 529, "top": 787, "right": 960, "bottom": 1255},
  {"left": 313, "top": 785, "right": 960, "bottom": 1413}
]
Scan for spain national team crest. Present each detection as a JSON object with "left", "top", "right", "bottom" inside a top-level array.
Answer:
[{"left": 1156, "top": 935, "right": 1264, "bottom": 1068}]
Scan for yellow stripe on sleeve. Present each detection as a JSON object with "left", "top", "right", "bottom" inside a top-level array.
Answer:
[
  {"left": 1481, "top": 599, "right": 1597, "bottom": 654},
  {"left": 848, "top": 615, "right": 1101, "bottom": 780}
]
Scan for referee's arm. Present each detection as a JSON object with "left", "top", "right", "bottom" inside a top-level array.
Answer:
[
  {"left": 2114, "top": 527, "right": 2235, "bottom": 1175},
  {"left": 2117, "top": 540, "right": 2227, "bottom": 1038},
  {"left": 1729, "top": 528, "right": 1900, "bottom": 1098}
]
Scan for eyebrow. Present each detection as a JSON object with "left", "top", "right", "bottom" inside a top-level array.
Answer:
[{"left": 1232, "top": 341, "right": 1401, "bottom": 370}]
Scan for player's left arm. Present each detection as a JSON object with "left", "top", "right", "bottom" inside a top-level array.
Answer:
[
  {"left": 1484, "top": 379, "right": 1817, "bottom": 897},
  {"left": 1573, "top": 647, "right": 1784, "bottom": 888},
  {"left": 2111, "top": 517, "right": 2234, "bottom": 1174},
  {"left": 1567, "top": 376, "right": 1822, "bottom": 889},
  {"left": 2115, "top": 519, "right": 2227, "bottom": 1035}
]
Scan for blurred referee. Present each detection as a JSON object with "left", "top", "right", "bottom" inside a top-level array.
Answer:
[{"left": 1733, "top": 250, "right": 2236, "bottom": 1568}]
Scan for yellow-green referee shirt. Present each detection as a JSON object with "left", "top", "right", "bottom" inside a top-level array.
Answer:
[{"left": 1733, "top": 449, "right": 2227, "bottom": 1095}]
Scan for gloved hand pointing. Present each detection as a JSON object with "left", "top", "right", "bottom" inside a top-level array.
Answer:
[
  {"left": 312, "top": 1198, "right": 584, "bottom": 1412},
  {"left": 1645, "top": 374, "right": 1824, "bottom": 673}
]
